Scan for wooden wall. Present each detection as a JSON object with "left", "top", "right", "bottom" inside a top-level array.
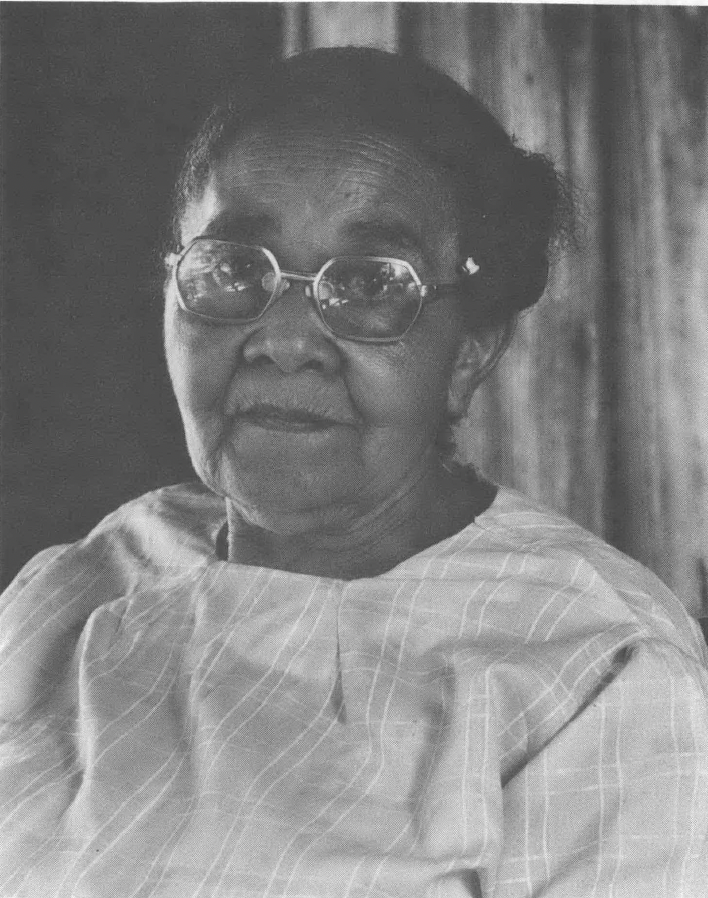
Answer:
[{"left": 284, "top": 3, "right": 708, "bottom": 615}]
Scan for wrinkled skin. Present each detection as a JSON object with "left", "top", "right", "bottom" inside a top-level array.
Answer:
[{"left": 165, "top": 115, "right": 504, "bottom": 578}]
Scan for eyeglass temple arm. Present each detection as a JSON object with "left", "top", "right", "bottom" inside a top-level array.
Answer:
[
  {"left": 420, "top": 257, "right": 481, "bottom": 305},
  {"left": 420, "top": 283, "right": 467, "bottom": 305},
  {"left": 421, "top": 282, "right": 508, "bottom": 327}
]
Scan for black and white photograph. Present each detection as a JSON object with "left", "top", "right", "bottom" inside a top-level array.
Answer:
[{"left": 1, "top": 3, "right": 707, "bottom": 896}]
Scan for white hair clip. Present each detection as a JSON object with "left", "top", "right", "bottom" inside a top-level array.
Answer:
[{"left": 463, "top": 256, "right": 480, "bottom": 276}]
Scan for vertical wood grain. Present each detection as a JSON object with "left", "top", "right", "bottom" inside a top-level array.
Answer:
[
  {"left": 602, "top": 8, "right": 708, "bottom": 614},
  {"left": 282, "top": 3, "right": 307, "bottom": 57},
  {"left": 411, "top": 5, "right": 607, "bottom": 538},
  {"left": 283, "top": 3, "right": 399, "bottom": 55}
]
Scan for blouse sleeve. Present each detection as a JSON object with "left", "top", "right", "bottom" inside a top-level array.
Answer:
[{"left": 493, "top": 637, "right": 708, "bottom": 897}]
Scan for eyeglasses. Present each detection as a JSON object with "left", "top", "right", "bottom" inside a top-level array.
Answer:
[{"left": 167, "top": 238, "right": 481, "bottom": 343}]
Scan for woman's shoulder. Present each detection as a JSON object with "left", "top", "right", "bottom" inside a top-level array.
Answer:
[
  {"left": 393, "top": 483, "right": 703, "bottom": 661},
  {"left": 0, "top": 482, "right": 225, "bottom": 720},
  {"left": 475, "top": 486, "right": 667, "bottom": 595},
  {"left": 8, "top": 481, "right": 225, "bottom": 586},
  {"left": 465, "top": 486, "right": 706, "bottom": 658}
]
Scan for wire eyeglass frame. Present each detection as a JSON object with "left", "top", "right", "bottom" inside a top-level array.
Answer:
[{"left": 167, "top": 237, "right": 480, "bottom": 344}]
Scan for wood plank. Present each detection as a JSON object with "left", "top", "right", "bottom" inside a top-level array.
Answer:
[
  {"left": 412, "top": 5, "right": 607, "bottom": 538},
  {"left": 283, "top": 3, "right": 399, "bottom": 54},
  {"left": 602, "top": 8, "right": 708, "bottom": 614},
  {"left": 282, "top": 4, "right": 307, "bottom": 57}
]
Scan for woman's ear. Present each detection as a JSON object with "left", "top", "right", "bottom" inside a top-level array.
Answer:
[{"left": 447, "top": 321, "right": 515, "bottom": 419}]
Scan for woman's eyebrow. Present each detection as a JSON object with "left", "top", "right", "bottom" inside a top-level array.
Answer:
[
  {"left": 204, "top": 210, "right": 277, "bottom": 242},
  {"left": 343, "top": 220, "right": 423, "bottom": 254}
]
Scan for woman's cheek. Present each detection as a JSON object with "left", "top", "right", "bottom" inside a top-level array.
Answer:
[
  {"left": 344, "top": 342, "right": 450, "bottom": 431},
  {"left": 165, "top": 315, "right": 238, "bottom": 490},
  {"left": 341, "top": 344, "right": 410, "bottom": 423},
  {"left": 166, "top": 306, "right": 239, "bottom": 417}
]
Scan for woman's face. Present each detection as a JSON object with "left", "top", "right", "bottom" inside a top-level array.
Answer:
[{"left": 165, "top": 115, "right": 473, "bottom": 533}]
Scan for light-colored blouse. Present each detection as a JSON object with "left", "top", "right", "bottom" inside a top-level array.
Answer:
[{"left": 1, "top": 483, "right": 707, "bottom": 898}]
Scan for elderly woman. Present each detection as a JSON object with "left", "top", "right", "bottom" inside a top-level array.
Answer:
[{"left": 1, "top": 48, "right": 707, "bottom": 898}]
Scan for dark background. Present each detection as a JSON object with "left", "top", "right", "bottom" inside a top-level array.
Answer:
[{"left": 1, "top": 3, "right": 282, "bottom": 585}]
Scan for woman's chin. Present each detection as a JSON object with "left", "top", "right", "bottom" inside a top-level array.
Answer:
[
  {"left": 209, "top": 454, "right": 368, "bottom": 533},
  {"left": 228, "top": 488, "right": 366, "bottom": 538}
]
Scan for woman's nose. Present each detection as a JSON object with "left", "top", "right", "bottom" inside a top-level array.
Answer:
[{"left": 240, "top": 282, "right": 341, "bottom": 375}]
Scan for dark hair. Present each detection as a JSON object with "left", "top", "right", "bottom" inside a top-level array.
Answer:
[{"left": 174, "top": 47, "right": 571, "bottom": 326}]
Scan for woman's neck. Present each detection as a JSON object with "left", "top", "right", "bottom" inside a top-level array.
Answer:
[{"left": 224, "top": 461, "right": 496, "bottom": 580}]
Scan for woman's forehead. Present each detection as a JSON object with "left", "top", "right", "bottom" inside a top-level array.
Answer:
[
  {"left": 224, "top": 111, "right": 434, "bottom": 167},
  {"left": 181, "top": 117, "right": 460, "bottom": 256}
]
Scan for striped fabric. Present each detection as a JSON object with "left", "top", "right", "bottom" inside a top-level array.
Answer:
[{"left": 1, "top": 483, "right": 707, "bottom": 898}]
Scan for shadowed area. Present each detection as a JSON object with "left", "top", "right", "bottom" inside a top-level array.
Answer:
[{"left": 1, "top": 3, "right": 281, "bottom": 585}]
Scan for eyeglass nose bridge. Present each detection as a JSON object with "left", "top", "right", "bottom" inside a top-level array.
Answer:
[{"left": 275, "top": 270, "right": 318, "bottom": 302}]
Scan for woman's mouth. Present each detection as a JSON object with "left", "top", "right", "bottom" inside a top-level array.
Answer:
[{"left": 236, "top": 403, "right": 341, "bottom": 432}]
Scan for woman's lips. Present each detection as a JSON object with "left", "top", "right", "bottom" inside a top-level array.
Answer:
[{"left": 236, "top": 403, "right": 343, "bottom": 432}]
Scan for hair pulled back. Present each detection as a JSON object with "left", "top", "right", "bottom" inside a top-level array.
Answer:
[{"left": 174, "top": 47, "right": 570, "bottom": 326}]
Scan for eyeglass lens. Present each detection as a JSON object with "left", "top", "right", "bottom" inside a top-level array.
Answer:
[
  {"left": 316, "top": 257, "right": 420, "bottom": 339},
  {"left": 177, "top": 242, "right": 275, "bottom": 320},
  {"left": 176, "top": 241, "right": 422, "bottom": 339}
]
